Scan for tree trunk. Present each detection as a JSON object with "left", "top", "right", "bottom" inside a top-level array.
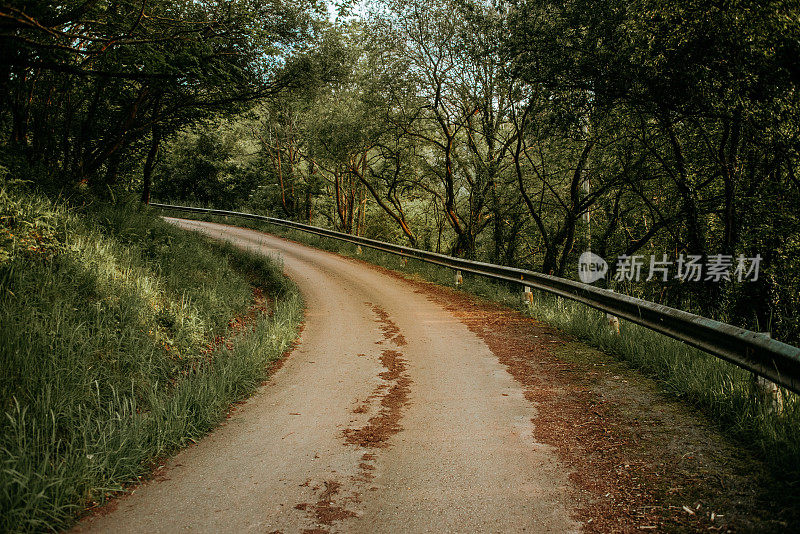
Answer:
[{"left": 141, "top": 123, "right": 161, "bottom": 204}]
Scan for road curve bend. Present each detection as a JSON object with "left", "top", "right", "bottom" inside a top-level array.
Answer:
[{"left": 75, "top": 218, "right": 578, "bottom": 534}]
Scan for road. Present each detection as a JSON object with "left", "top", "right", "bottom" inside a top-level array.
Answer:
[{"left": 75, "top": 218, "right": 578, "bottom": 533}]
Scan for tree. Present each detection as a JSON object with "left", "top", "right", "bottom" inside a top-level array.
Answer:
[{"left": 0, "top": 0, "right": 320, "bottom": 196}]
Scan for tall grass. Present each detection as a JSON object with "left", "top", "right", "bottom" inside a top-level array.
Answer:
[
  {"left": 0, "top": 191, "right": 302, "bottom": 532},
  {"left": 167, "top": 209, "right": 800, "bottom": 479}
]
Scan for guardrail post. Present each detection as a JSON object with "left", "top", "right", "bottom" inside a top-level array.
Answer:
[
  {"left": 606, "top": 314, "right": 620, "bottom": 335},
  {"left": 752, "top": 333, "right": 783, "bottom": 413},
  {"left": 455, "top": 270, "right": 463, "bottom": 286},
  {"left": 606, "top": 289, "right": 620, "bottom": 335},
  {"left": 523, "top": 285, "right": 533, "bottom": 305}
]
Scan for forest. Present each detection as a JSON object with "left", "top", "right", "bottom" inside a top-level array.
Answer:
[{"left": 2, "top": 0, "right": 800, "bottom": 343}]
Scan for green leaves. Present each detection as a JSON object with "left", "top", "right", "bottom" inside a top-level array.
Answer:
[{"left": 0, "top": 0, "right": 321, "bottom": 190}]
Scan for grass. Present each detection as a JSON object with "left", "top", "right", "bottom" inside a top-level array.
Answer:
[
  {"left": 164, "top": 208, "right": 800, "bottom": 481},
  {"left": 0, "top": 190, "right": 302, "bottom": 532}
]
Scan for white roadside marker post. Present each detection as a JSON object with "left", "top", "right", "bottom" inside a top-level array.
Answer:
[
  {"left": 357, "top": 245, "right": 362, "bottom": 255},
  {"left": 524, "top": 285, "right": 534, "bottom": 306},
  {"left": 607, "top": 314, "right": 621, "bottom": 335},
  {"left": 604, "top": 288, "right": 621, "bottom": 335},
  {"left": 455, "top": 270, "right": 463, "bottom": 286}
]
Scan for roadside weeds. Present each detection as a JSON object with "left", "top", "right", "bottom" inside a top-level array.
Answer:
[{"left": 0, "top": 195, "right": 304, "bottom": 532}]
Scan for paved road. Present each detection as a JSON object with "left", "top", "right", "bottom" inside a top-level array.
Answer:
[{"left": 75, "top": 219, "right": 577, "bottom": 533}]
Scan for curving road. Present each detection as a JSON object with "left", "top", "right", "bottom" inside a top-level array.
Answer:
[{"left": 75, "top": 218, "right": 578, "bottom": 534}]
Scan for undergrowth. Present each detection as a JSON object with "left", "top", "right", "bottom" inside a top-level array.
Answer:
[
  {"left": 0, "top": 191, "right": 302, "bottom": 532},
  {"left": 164, "top": 209, "right": 800, "bottom": 482}
]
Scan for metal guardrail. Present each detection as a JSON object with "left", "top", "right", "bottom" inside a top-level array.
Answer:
[{"left": 152, "top": 202, "right": 800, "bottom": 395}]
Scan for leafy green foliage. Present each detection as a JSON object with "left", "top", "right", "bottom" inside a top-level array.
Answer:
[
  {"left": 155, "top": 126, "right": 261, "bottom": 209},
  {"left": 151, "top": 0, "right": 800, "bottom": 343},
  {"left": 0, "top": 0, "right": 322, "bottom": 195},
  {"left": 0, "top": 187, "right": 302, "bottom": 531}
]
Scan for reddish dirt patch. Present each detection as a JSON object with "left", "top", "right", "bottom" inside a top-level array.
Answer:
[
  {"left": 343, "top": 305, "right": 412, "bottom": 449},
  {"left": 339, "top": 306, "right": 415, "bottom": 514},
  {"left": 368, "top": 303, "right": 407, "bottom": 346},
  {"left": 297, "top": 480, "right": 357, "bottom": 533},
  {"left": 296, "top": 304, "right": 413, "bottom": 532},
  {"left": 342, "top": 345, "right": 410, "bottom": 448},
  {"left": 353, "top": 263, "right": 794, "bottom": 533}
]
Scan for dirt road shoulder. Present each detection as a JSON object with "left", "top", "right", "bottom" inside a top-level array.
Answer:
[{"left": 374, "top": 268, "right": 798, "bottom": 533}]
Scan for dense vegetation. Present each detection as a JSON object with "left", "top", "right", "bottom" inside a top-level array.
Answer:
[
  {"left": 181, "top": 1, "right": 799, "bottom": 346},
  {"left": 1, "top": 0, "right": 799, "bottom": 527},
  {"left": 3, "top": 1, "right": 798, "bottom": 340},
  {"left": 0, "top": 186, "right": 302, "bottom": 531},
  {"left": 0, "top": 0, "right": 339, "bottom": 197}
]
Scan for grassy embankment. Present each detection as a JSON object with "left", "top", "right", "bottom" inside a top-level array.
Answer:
[
  {"left": 164, "top": 209, "right": 800, "bottom": 481},
  {"left": 0, "top": 189, "right": 302, "bottom": 532}
]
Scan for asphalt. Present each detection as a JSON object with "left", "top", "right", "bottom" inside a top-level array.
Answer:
[{"left": 73, "top": 218, "right": 578, "bottom": 534}]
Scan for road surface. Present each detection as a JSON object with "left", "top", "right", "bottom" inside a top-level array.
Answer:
[{"left": 75, "top": 218, "right": 577, "bottom": 533}]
